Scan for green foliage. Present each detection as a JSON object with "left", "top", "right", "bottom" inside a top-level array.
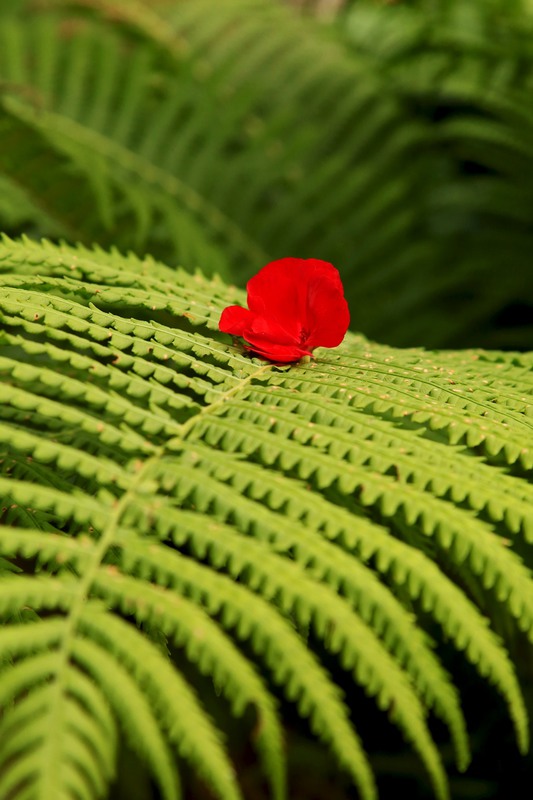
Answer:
[
  {"left": 0, "top": 1, "right": 532, "bottom": 797},
  {"left": 0, "top": 0, "right": 531, "bottom": 349},
  {"left": 0, "top": 237, "right": 532, "bottom": 799},
  {"left": 340, "top": 0, "right": 533, "bottom": 348}
]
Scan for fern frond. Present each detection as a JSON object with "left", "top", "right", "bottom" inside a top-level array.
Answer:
[
  {"left": 0, "top": 615, "right": 117, "bottom": 800},
  {"left": 131, "top": 493, "right": 452, "bottom": 790},
  {"left": 78, "top": 604, "right": 285, "bottom": 800},
  {"left": 0, "top": 238, "right": 532, "bottom": 799},
  {"left": 70, "top": 634, "right": 183, "bottom": 800},
  {"left": 162, "top": 440, "right": 531, "bottom": 753},
  {"left": 95, "top": 545, "right": 378, "bottom": 800},
  {"left": 155, "top": 455, "right": 472, "bottom": 763}
]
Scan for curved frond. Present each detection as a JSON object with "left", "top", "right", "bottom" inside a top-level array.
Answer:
[{"left": 0, "top": 238, "right": 532, "bottom": 799}]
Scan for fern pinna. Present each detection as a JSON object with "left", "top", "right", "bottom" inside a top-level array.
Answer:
[{"left": 0, "top": 236, "right": 532, "bottom": 800}]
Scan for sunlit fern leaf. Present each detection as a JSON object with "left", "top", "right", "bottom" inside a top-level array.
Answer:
[{"left": 0, "top": 237, "right": 532, "bottom": 799}]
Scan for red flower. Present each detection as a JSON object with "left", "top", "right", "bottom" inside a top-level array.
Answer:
[{"left": 219, "top": 257, "right": 350, "bottom": 363}]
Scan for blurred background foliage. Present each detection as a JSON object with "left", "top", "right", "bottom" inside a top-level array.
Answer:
[{"left": 0, "top": 0, "right": 532, "bottom": 351}]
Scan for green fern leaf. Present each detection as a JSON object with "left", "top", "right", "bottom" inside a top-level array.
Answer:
[{"left": 0, "top": 237, "right": 532, "bottom": 799}]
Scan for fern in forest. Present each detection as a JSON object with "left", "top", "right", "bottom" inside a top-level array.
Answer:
[
  {"left": 0, "top": 1, "right": 532, "bottom": 797},
  {"left": 0, "top": 237, "right": 532, "bottom": 800},
  {"left": 0, "top": 0, "right": 531, "bottom": 349},
  {"left": 341, "top": 0, "right": 533, "bottom": 348}
]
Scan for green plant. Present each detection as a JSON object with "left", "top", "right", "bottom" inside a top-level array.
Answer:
[
  {"left": 0, "top": 0, "right": 531, "bottom": 350},
  {"left": 0, "top": 1, "right": 532, "bottom": 797},
  {"left": 0, "top": 236, "right": 532, "bottom": 800},
  {"left": 340, "top": 0, "right": 533, "bottom": 348}
]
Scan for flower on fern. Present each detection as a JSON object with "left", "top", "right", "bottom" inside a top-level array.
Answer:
[{"left": 219, "top": 257, "right": 350, "bottom": 363}]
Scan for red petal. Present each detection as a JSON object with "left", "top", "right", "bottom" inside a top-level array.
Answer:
[
  {"left": 242, "top": 315, "right": 310, "bottom": 361},
  {"left": 306, "top": 272, "right": 350, "bottom": 348},
  {"left": 246, "top": 258, "right": 308, "bottom": 337},
  {"left": 219, "top": 258, "right": 350, "bottom": 359},
  {"left": 244, "top": 342, "right": 311, "bottom": 363},
  {"left": 246, "top": 314, "right": 300, "bottom": 345},
  {"left": 247, "top": 258, "right": 349, "bottom": 349},
  {"left": 219, "top": 305, "right": 252, "bottom": 336}
]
